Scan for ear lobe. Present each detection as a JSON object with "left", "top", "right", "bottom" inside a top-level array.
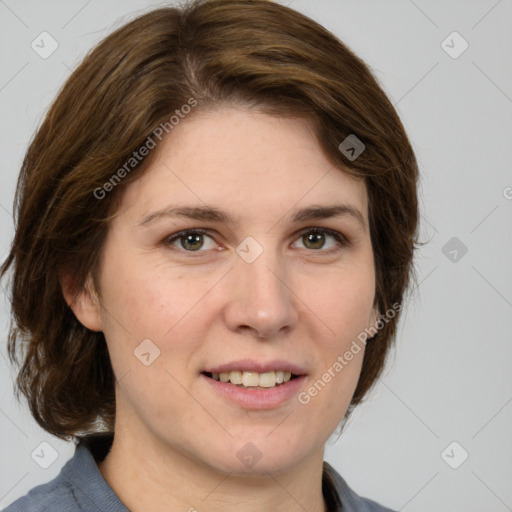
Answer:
[
  {"left": 370, "top": 306, "right": 379, "bottom": 327},
  {"left": 60, "top": 270, "right": 103, "bottom": 332},
  {"left": 367, "top": 305, "right": 380, "bottom": 337}
]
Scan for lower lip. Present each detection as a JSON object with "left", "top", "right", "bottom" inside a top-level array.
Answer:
[{"left": 201, "top": 374, "right": 307, "bottom": 410}]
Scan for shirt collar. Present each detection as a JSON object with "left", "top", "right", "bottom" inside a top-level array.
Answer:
[{"left": 75, "top": 433, "right": 356, "bottom": 512}]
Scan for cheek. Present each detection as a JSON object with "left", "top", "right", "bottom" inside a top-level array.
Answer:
[
  {"left": 300, "top": 263, "right": 374, "bottom": 412},
  {"left": 307, "top": 261, "right": 375, "bottom": 344},
  {"left": 99, "top": 254, "right": 187, "bottom": 330},
  {"left": 97, "top": 255, "right": 219, "bottom": 375}
]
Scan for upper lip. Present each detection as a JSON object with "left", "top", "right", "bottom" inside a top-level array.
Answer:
[{"left": 203, "top": 359, "right": 307, "bottom": 375}]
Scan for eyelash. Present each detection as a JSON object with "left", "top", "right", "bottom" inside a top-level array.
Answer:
[{"left": 163, "top": 227, "right": 348, "bottom": 256}]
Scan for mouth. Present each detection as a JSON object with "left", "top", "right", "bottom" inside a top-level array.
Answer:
[
  {"left": 201, "top": 370, "right": 299, "bottom": 389},
  {"left": 200, "top": 360, "right": 307, "bottom": 409}
]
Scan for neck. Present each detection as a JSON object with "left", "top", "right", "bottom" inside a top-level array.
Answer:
[{"left": 97, "top": 420, "right": 326, "bottom": 512}]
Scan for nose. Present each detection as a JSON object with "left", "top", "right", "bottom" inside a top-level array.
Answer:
[{"left": 222, "top": 245, "right": 299, "bottom": 340}]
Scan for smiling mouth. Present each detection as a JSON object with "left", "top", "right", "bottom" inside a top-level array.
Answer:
[{"left": 202, "top": 370, "right": 299, "bottom": 389}]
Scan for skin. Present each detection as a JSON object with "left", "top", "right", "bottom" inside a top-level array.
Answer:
[{"left": 64, "top": 107, "right": 378, "bottom": 512}]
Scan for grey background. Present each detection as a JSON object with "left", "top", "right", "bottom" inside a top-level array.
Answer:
[{"left": 1, "top": 1, "right": 511, "bottom": 510}]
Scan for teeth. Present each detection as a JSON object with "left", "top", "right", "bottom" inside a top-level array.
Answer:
[
  {"left": 259, "top": 372, "right": 276, "bottom": 388},
  {"left": 242, "top": 371, "right": 260, "bottom": 387},
  {"left": 229, "top": 371, "right": 243, "bottom": 385},
  {"left": 213, "top": 370, "right": 294, "bottom": 387}
]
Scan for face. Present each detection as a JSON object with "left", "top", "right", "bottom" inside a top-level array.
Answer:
[{"left": 76, "top": 107, "right": 377, "bottom": 475}]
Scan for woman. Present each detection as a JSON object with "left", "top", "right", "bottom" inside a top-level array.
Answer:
[{"left": 1, "top": 0, "right": 418, "bottom": 510}]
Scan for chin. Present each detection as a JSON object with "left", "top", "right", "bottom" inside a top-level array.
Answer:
[{"left": 197, "top": 431, "right": 317, "bottom": 477}]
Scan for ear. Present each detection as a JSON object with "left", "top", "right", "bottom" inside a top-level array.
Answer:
[
  {"left": 369, "top": 305, "right": 379, "bottom": 326},
  {"left": 59, "top": 269, "right": 103, "bottom": 332},
  {"left": 366, "top": 304, "right": 380, "bottom": 337}
]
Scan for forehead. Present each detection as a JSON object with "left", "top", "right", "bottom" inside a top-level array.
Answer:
[{"left": 117, "top": 107, "right": 368, "bottom": 223}]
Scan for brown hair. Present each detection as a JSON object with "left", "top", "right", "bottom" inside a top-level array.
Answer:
[{"left": 1, "top": 0, "right": 418, "bottom": 440}]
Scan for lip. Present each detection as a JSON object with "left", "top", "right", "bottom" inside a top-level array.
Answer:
[
  {"left": 201, "top": 359, "right": 308, "bottom": 410},
  {"left": 204, "top": 359, "right": 307, "bottom": 375},
  {"left": 201, "top": 373, "right": 307, "bottom": 410}
]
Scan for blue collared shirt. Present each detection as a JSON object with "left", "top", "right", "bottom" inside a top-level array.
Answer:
[{"left": 4, "top": 434, "right": 397, "bottom": 511}]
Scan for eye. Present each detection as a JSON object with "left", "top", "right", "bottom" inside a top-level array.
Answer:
[
  {"left": 292, "top": 228, "right": 347, "bottom": 252},
  {"left": 164, "top": 227, "right": 347, "bottom": 254},
  {"left": 165, "top": 229, "right": 218, "bottom": 252}
]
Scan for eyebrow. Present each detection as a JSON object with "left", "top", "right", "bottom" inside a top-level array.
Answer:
[{"left": 136, "top": 204, "right": 366, "bottom": 230}]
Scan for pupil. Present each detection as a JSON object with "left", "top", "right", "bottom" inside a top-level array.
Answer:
[
  {"left": 181, "top": 232, "right": 325, "bottom": 251},
  {"left": 183, "top": 234, "right": 203, "bottom": 251},
  {"left": 305, "top": 232, "right": 324, "bottom": 249}
]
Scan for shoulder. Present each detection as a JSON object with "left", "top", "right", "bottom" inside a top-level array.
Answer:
[
  {"left": 3, "top": 476, "right": 81, "bottom": 512},
  {"left": 323, "top": 461, "right": 398, "bottom": 512},
  {"left": 3, "top": 434, "right": 124, "bottom": 512}
]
